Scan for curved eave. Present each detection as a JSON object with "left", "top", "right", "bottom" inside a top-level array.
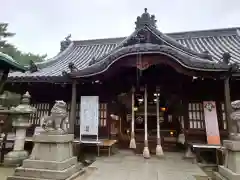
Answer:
[
  {"left": 70, "top": 43, "right": 229, "bottom": 78},
  {"left": 88, "top": 25, "right": 215, "bottom": 67},
  {"left": 0, "top": 52, "right": 26, "bottom": 72},
  {"left": 147, "top": 25, "right": 213, "bottom": 60}
]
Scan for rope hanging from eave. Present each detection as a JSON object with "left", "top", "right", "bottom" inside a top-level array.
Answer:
[{"left": 136, "top": 52, "right": 143, "bottom": 89}]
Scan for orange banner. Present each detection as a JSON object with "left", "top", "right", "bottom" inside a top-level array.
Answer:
[{"left": 203, "top": 101, "right": 221, "bottom": 145}]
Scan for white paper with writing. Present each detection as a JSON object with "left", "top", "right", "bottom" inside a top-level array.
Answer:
[{"left": 80, "top": 96, "right": 99, "bottom": 136}]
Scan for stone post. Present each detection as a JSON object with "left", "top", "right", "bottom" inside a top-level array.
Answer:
[
  {"left": 143, "top": 85, "right": 150, "bottom": 158},
  {"left": 4, "top": 92, "right": 36, "bottom": 166},
  {"left": 156, "top": 91, "right": 164, "bottom": 157},
  {"left": 129, "top": 86, "right": 136, "bottom": 149}
]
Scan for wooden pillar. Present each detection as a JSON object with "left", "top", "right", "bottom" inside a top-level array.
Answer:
[
  {"left": 216, "top": 101, "right": 223, "bottom": 131},
  {"left": 183, "top": 99, "right": 189, "bottom": 130},
  {"left": 0, "top": 69, "right": 9, "bottom": 94},
  {"left": 143, "top": 85, "right": 150, "bottom": 158},
  {"left": 224, "top": 77, "right": 232, "bottom": 136},
  {"left": 69, "top": 80, "right": 77, "bottom": 134},
  {"left": 182, "top": 98, "right": 189, "bottom": 146},
  {"left": 129, "top": 86, "right": 136, "bottom": 149},
  {"left": 155, "top": 87, "right": 164, "bottom": 157}
]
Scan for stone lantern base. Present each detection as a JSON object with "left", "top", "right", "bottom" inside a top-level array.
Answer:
[
  {"left": 214, "top": 140, "right": 240, "bottom": 180},
  {"left": 4, "top": 150, "right": 29, "bottom": 166},
  {"left": 4, "top": 123, "right": 32, "bottom": 166},
  {"left": 7, "top": 133, "right": 84, "bottom": 180}
]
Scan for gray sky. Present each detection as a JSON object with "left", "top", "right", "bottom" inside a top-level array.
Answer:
[{"left": 1, "top": 0, "right": 240, "bottom": 58}]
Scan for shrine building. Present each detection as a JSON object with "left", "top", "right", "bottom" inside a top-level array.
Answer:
[{"left": 5, "top": 8, "right": 240, "bottom": 154}]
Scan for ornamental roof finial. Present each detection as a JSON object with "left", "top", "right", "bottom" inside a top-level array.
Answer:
[
  {"left": 135, "top": 8, "right": 157, "bottom": 30},
  {"left": 60, "top": 34, "right": 72, "bottom": 52}
]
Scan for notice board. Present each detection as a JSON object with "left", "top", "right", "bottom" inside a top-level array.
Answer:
[{"left": 80, "top": 96, "right": 99, "bottom": 136}]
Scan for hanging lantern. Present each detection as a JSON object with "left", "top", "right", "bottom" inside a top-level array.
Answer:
[
  {"left": 136, "top": 59, "right": 150, "bottom": 70},
  {"left": 160, "top": 107, "right": 167, "bottom": 112},
  {"left": 136, "top": 53, "right": 142, "bottom": 88},
  {"left": 136, "top": 116, "right": 143, "bottom": 124}
]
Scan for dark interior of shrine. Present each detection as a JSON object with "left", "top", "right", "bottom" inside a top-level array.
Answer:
[{"left": 92, "top": 62, "right": 190, "bottom": 152}]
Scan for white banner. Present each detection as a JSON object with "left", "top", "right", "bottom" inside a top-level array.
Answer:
[
  {"left": 80, "top": 96, "right": 99, "bottom": 136},
  {"left": 203, "top": 101, "right": 220, "bottom": 145}
]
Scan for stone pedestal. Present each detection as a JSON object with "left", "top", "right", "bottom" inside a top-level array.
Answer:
[
  {"left": 7, "top": 133, "right": 84, "bottom": 180},
  {"left": 215, "top": 140, "right": 240, "bottom": 180}
]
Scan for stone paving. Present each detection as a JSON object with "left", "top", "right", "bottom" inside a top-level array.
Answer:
[
  {"left": 82, "top": 151, "right": 209, "bottom": 180},
  {"left": 0, "top": 151, "right": 209, "bottom": 180},
  {"left": 0, "top": 166, "right": 14, "bottom": 179}
]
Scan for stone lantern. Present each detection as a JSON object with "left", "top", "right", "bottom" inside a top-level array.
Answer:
[
  {"left": 215, "top": 100, "right": 240, "bottom": 180},
  {"left": 4, "top": 91, "right": 36, "bottom": 166},
  {"left": 0, "top": 91, "right": 21, "bottom": 163}
]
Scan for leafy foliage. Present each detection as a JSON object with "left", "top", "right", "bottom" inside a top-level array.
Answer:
[{"left": 0, "top": 23, "right": 47, "bottom": 65}]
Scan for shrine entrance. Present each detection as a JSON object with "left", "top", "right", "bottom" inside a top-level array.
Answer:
[
  {"left": 104, "top": 58, "right": 188, "bottom": 153},
  {"left": 129, "top": 87, "right": 184, "bottom": 153}
]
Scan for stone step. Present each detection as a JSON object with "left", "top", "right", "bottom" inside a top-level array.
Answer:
[
  {"left": 7, "top": 176, "right": 51, "bottom": 180},
  {"left": 66, "top": 169, "right": 86, "bottom": 180},
  {"left": 11, "top": 163, "right": 83, "bottom": 180},
  {"left": 7, "top": 169, "right": 86, "bottom": 180},
  {"left": 213, "top": 172, "right": 228, "bottom": 180},
  {"left": 22, "top": 157, "right": 79, "bottom": 171}
]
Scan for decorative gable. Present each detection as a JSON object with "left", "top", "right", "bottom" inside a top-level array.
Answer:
[{"left": 122, "top": 26, "right": 163, "bottom": 47}]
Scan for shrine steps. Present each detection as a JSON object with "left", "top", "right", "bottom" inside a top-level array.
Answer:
[{"left": 7, "top": 169, "right": 85, "bottom": 180}]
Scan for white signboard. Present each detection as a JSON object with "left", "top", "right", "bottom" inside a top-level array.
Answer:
[
  {"left": 203, "top": 101, "right": 220, "bottom": 145},
  {"left": 80, "top": 96, "right": 99, "bottom": 136}
]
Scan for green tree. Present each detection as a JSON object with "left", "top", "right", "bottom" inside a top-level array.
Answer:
[
  {"left": 0, "top": 23, "right": 47, "bottom": 65},
  {"left": 0, "top": 23, "right": 15, "bottom": 49}
]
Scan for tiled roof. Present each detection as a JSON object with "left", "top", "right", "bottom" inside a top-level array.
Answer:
[{"left": 9, "top": 27, "right": 240, "bottom": 81}]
